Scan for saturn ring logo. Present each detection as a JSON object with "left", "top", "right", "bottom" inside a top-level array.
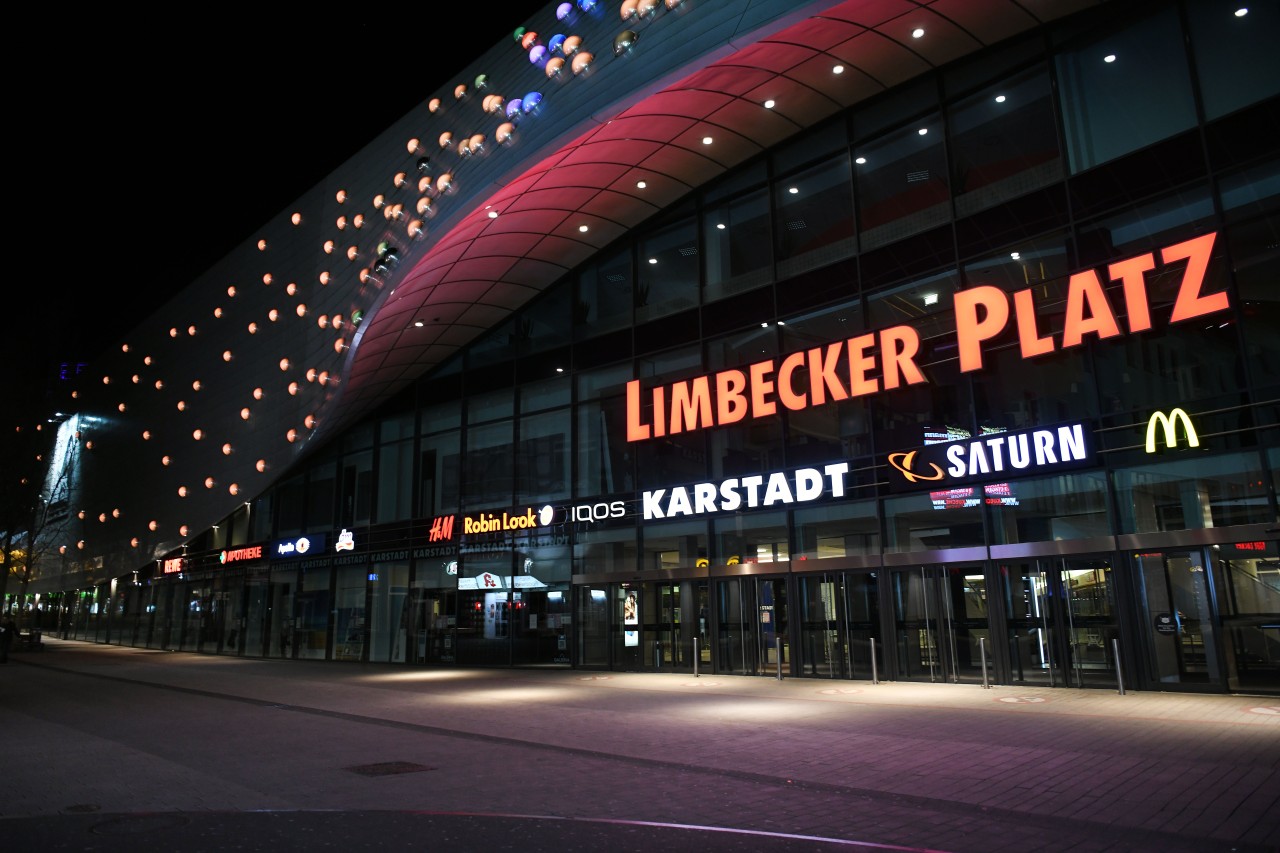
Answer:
[{"left": 888, "top": 450, "right": 945, "bottom": 483}]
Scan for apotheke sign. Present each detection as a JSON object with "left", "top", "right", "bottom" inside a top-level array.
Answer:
[{"left": 626, "top": 233, "right": 1225, "bottom": 442}]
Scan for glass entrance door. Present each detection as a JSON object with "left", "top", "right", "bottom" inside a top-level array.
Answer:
[
  {"left": 715, "top": 576, "right": 789, "bottom": 676},
  {"left": 797, "top": 572, "right": 880, "bottom": 679},
  {"left": 641, "top": 581, "right": 707, "bottom": 671},
  {"left": 891, "top": 565, "right": 989, "bottom": 683},
  {"left": 1005, "top": 556, "right": 1120, "bottom": 688},
  {"left": 1134, "top": 550, "right": 1223, "bottom": 689}
]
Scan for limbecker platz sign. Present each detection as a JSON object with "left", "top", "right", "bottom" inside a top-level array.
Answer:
[
  {"left": 626, "top": 232, "right": 1224, "bottom": 442},
  {"left": 885, "top": 422, "right": 1094, "bottom": 494}
]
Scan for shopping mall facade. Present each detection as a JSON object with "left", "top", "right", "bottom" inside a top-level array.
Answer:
[{"left": 12, "top": 0, "right": 1279, "bottom": 694}]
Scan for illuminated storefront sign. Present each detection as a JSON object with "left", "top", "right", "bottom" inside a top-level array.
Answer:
[
  {"left": 273, "top": 534, "right": 324, "bottom": 558},
  {"left": 429, "top": 515, "right": 455, "bottom": 542},
  {"left": 463, "top": 505, "right": 555, "bottom": 534},
  {"left": 335, "top": 529, "right": 355, "bottom": 552},
  {"left": 626, "top": 233, "right": 1224, "bottom": 442},
  {"left": 163, "top": 557, "right": 184, "bottom": 574},
  {"left": 1145, "top": 408, "right": 1200, "bottom": 453},
  {"left": 643, "top": 462, "right": 850, "bottom": 520},
  {"left": 886, "top": 421, "right": 1093, "bottom": 493},
  {"left": 220, "top": 545, "right": 263, "bottom": 564}
]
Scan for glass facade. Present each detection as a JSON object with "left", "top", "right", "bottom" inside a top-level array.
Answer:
[{"left": 13, "top": 1, "right": 1278, "bottom": 695}]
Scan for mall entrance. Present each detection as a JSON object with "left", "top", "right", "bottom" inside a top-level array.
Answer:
[
  {"left": 795, "top": 571, "right": 881, "bottom": 679},
  {"left": 1001, "top": 556, "right": 1121, "bottom": 688},
  {"left": 889, "top": 565, "right": 991, "bottom": 684},
  {"left": 715, "top": 576, "right": 789, "bottom": 676}
]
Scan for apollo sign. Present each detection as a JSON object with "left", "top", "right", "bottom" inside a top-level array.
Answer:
[{"left": 626, "top": 233, "right": 1224, "bottom": 442}]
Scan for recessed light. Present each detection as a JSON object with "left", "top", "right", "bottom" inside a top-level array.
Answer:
[
  {"left": 636, "top": 180, "right": 647, "bottom": 189},
  {"left": 487, "top": 210, "right": 498, "bottom": 218},
  {"left": 763, "top": 99, "right": 775, "bottom": 109},
  {"left": 1104, "top": 54, "right": 1116, "bottom": 63},
  {"left": 912, "top": 27, "right": 924, "bottom": 38},
  {"left": 716, "top": 223, "right": 726, "bottom": 230},
  {"left": 579, "top": 224, "right": 589, "bottom": 232},
  {"left": 761, "top": 322, "right": 769, "bottom": 328},
  {"left": 788, "top": 187, "right": 799, "bottom": 194},
  {"left": 995, "top": 94, "right": 1006, "bottom": 103},
  {"left": 1235, "top": 8, "right": 1248, "bottom": 17},
  {"left": 855, "top": 156, "right": 867, "bottom": 165},
  {"left": 833, "top": 65, "right": 844, "bottom": 74},
  {"left": 414, "top": 320, "right": 424, "bottom": 327},
  {"left": 702, "top": 136, "right": 713, "bottom": 145},
  {"left": 923, "top": 293, "right": 938, "bottom": 306},
  {"left": 648, "top": 258, "right": 658, "bottom": 264},
  {"left": 918, "top": 127, "right": 928, "bottom": 136},
  {"left": 1010, "top": 252, "right": 1020, "bottom": 260}
]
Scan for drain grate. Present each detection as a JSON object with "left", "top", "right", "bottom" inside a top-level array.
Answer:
[{"left": 346, "top": 761, "right": 435, "bottom": 777}]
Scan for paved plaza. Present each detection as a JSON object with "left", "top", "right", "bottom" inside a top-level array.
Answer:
[{"left": 1, "top": 638, "right": 1277, "bottom": 851}]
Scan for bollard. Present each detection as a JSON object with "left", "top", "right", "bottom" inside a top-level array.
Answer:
[
  {"left": 870, "top": 637, "right": 879, "bottom": 684},
  {"left": 1112, "top": 638, "right": 1126, "bottom": 695},
  {"left": 776, "top": 637, "right": 783, "bottom": 681},
  {"left": 694, "top": 637, "right": 699, "bottom": 677},
  {"left": 980, "top": 636, "right": 990, "bottom": 689}
]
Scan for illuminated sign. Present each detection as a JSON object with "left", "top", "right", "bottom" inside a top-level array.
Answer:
[
  {"left": 163, "top": 557, "right": 184, "bottom": 574},
  {"left": 626, "top": 233, "right": 1224, "bottom": 442},
  {"left": 885, "top": 422, "right": 1094, "bottom": 494},
  {"left": 643, "top": 463, "right": 850, "bottom": 520},
  {"left": 1232, "top": 541, "right": 1268, "bottom": 552},
  {"left": 429, "top": 515, "right": 455, "bottom": 542},
  {"left": 1145, "top": 408, "right": 1200, "bottom": 454},
  {"left": 462, "top": 505, "right": 555, "bottom": 535},
  {"left": 220, "top": 545, "right": 263, "bottom": 564},
  {"left": 274, "top": 535, "right": 324, "bottom": 558},
  {"left": 335, "top": 529, "right": 355, "bottom": 552}
]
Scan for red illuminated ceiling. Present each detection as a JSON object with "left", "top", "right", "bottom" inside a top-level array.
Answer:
[{"left": 339, "top": 0, "right": 1097, "bottom": 418}]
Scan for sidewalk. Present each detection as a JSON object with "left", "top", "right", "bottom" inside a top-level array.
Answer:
[{"left": 2, "top": 638, "right": 1277, "bottom": 852}]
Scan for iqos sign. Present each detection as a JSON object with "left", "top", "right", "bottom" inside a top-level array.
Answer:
[{"left": 568, "top": 501, "right": 626, "bottom": 523}]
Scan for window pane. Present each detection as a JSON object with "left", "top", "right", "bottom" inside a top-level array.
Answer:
[
  {"left": 576, "top": 247, "right": 632, "bottom": 339},
  {"left": 1187, "top": 0, "right": 1280, "bottom": 120},
  {"left": 776, "top": 153, "right": 857, "bottom": 278},
  {"left": 642, "top": 519, "right": 709, "bottom": 571},
  {"left": 704, "top": 187, "right": 772, "bottom": 301},
  {"left": 517, "top": 409, "right": 570, "bottom": 504},
  {"left": 855, "top": 116, "right": 950, "bottom": 250},
  {"left": 375, "top": 440, "right": 414, "bottom": 523},
  {"left": 637, "top": 216, "right": 699, "bottom": 323},
  {"left": 463, "top": 422, "right": 513, "bottom": 509},
  {"left": 1055, "top": 6, "right": 1196, "bottom": 172},
  {"left": 988, "top": 472, "right": 1110, "bottom": 544},
  {"left": 949, "top": 65, "right": 1061, "bottom": 217},
  {"left": 793, "top": 500, "right": 880, "bottom": 559},
  {"left": 1114, "top": 452, "right": 1272, "bottom": 533},
  {"left": 575, "top": 398, "right": 633, "bottom": 497},
  {"left": 419, "top": 431, "right": 460, "bottom": 518}
]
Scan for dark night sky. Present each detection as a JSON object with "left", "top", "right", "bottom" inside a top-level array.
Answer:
[{"left": 7, "top": 5, "right": 548, "bottom": 430}]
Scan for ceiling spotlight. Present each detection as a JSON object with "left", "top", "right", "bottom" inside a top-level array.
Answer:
[
  {"left": 578, "top": 224, "right": 589, "bottom": 232},
  {"left": 833, "top": 64, "right": 844, "bottom": 74},
  {"left": 918, "top": 127, "right": 928, "bottom": 135},
  {"left": 636, "top": 180, "right": 647, "bottom": 189},
  {"left": 763, "top": 99, "right": 775, "bottom": 109},
  {"left": 995, "top": 94, "right": 1006, "bottom": 103},
  {"left": 1234, "top": 8, "right": 1247, "bottom": 17},
  {"left": 702, "top": 136, "right": 713, "bottom": 145},
  {"left": 855, "top": 156, "right": 867, "bottom": 165},
  {"left": 912, "top": 27, "right": 924, "bottom": 38},
  {"left": 1104, "top": 54, "right": 1116, "bottom": 63}
]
